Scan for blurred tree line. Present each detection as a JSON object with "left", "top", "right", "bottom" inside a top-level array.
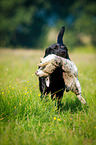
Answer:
[{"left": 0, "top": 0, "right": 96, "bottom": 49}]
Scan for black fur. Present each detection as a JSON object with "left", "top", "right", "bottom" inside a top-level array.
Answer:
[{"left": 39, "top": 26, "right": 70, "bottom": 109}]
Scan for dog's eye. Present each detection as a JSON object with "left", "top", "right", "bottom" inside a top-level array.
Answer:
[{"left": 64, "top": 47, "right": 68, "bottom": 51}]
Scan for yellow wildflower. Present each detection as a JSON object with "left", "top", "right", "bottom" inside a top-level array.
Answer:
[
  {"left": 38, "top": 94, "right": 41, "bottom": 97},
  {"left": 9, "top": 85, "right": 11, "bottom": 87},
  {"left": 8, "top": 90, "right": 10, "bottom": 93},
  {"left": 2, "top": 92, "right": 4, "bottom": 95},
  {"left": 12, "top": 87, "right": 14, "bottom": 89},
  {"left": 26, "top": 99, "right": 28, "bottom": 101},
  {"left": 27, "top": 81, "right": 29, "bottom": 83},
  {"left": 54, "top": 117, "right": 56, "bottom": 120},
  {"left": 57, "top": 119, "right": 61, "bottom": 121},
  {"left": 14, "top": 106, "right": 16, "bottom": 108},
  {"left": 94, "top": 127, "right": 96, "bottom": 129},
  {"left": 25, "top": 93, "right": 27, "bottom": 95}
]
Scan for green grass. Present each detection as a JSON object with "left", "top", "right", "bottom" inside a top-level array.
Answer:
[{"left": 0, "top": 48, "right": 96, "bottom": 145}]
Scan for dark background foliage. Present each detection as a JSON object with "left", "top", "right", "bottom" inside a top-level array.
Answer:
[{"left": 0, "top": 0, "right": 96, "bottom": 49}]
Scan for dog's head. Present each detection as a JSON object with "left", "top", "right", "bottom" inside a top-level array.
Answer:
[{"left": 44, "top": 26, "right": 70, "bottom": 59}]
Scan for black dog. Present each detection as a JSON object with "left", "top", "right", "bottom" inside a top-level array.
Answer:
[{"left": 39, "top": 26, "right": 70, "bottom": 109}]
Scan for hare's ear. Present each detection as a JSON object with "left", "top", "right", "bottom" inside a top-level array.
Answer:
[{"left": 57, "top": 26, "right": 65, "bottom": 44}]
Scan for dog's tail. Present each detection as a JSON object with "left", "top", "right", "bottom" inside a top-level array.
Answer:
[{"left": 57, "top": 26, "right": 65, "bottom": 44}]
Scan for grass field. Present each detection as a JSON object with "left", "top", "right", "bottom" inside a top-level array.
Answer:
[{"left": 0, "top": 48, "right": 96, "bottom": 145}]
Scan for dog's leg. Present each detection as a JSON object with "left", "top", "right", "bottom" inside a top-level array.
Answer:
[
  {"left": 51, "top": 94, "right": 57, "bottom": 108},
  {"left": 40, "top": 94, "right": 44, "bottom": 100}
]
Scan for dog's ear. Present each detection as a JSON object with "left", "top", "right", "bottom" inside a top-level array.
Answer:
[
  {"left": 44, "top": 47, "right": 51, "bottom": 57},
  {"left": 57, "top": 26, "right": 65, "bottom": 44}
]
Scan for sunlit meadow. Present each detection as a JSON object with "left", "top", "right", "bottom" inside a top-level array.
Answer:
[{"left": 0, "top": 48, "right": 96, "bottom": 145}]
